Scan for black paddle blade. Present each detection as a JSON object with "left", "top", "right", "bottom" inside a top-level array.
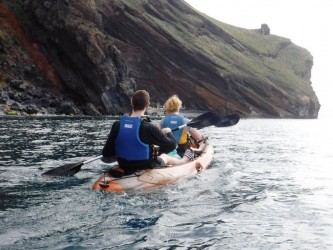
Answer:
[
  {"left": 216, "top": 113, "right": 240, "bottom": 127},
  {"left": 190, "top": 108, "right": 224, "bottom": 123},
  {"left": 42, "top": 162, "right": 84, "bottom": 177},
  {"left": 189, "top": 108, "right": 225, "bottom": 129}
]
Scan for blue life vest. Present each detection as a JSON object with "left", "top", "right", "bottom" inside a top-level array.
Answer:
[
  {"left": 115, "top": 116, "right": 150, "bottom": 161},
  {"left": 161, "top": 114, "right": 187, "bottom": 144}
]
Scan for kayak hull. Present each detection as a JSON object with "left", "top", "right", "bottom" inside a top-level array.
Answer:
[{"left": 92, "top": 144, "right": 214, "bottom": 192}]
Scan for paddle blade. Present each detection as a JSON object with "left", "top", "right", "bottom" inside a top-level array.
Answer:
[
  {"left": 188, "top": 108, "right": 225, "bottom": 129},
  {"left": 190, "top": 108, "right": 224, "bottom": 123},
  {"left": 42, "top": 162, "right": 84, "bottom": 177},
  {"left": 216, "top": 113, "right": 240, "bottom": 127}
]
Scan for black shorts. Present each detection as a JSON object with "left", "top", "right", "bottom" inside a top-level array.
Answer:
[{"left": 176, "top": 143, "right": 190, "bottom": 157}]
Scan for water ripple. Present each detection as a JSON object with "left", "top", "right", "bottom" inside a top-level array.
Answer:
[{"left": 0, "top": 117, "right": 333, "bottom": 249}]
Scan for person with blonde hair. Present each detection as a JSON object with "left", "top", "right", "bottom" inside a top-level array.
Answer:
[{"left": 158, "top": 95, "right": 205, "bottom": 162}]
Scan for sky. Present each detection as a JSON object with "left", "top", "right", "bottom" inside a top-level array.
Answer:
[{"left": 184, "top": 0, "right": 333, "bottom": 118}]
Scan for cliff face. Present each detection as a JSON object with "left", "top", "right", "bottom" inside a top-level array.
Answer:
[{"left": 0, "top": 0, "right": 320, "bottom": 117}]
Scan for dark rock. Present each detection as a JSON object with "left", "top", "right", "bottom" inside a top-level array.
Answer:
[
  {"left": 9, "top": 79, "right": 24, "bottom": 89},
  {"left": 24, "top": 104, "right": 39, "bottom": 115},
  {"left": 7, "top": 91, "right": 15, "bottom": 99},
  {"left": 0, "top": 91, "right": 9, "bottom": 103},
  {"left": 49, "top": 98, "right": 62, "bottom": 108},
  {"left": 83, "top": 102, "right": 101, "bottom": 116},
  {"left": 40, "top": 98, "right": 50, "bottom": 108},
  {"left": 23, "top": 65, "right": 39, "bottom": 77},
  {"left": 56, "top": 101, "right": 79, "bottom": 115},
  {"left": 261, "top": 24, "right": 270, "bottom": 35},
  {"left": 11, "top": 102, "right": 22, "bottom": 111}
]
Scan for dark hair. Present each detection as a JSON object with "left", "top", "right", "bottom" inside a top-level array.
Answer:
[{"left": 131, "top": 90, "right": 150, "bottom": 111}]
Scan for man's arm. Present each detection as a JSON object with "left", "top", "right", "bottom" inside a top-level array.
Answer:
[
  {"left": 101, "top": 121, "right": 120, "bottom": 160},
  {"left": 141, "top": 122, "right": 177, "bottom": 154}
]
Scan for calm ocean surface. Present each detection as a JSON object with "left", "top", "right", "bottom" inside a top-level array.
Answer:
[{"left": 0, "top": 116, "right": 332, "bottom": 249}]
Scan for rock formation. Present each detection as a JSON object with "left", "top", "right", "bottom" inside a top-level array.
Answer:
[
  {"left": 0, "top": 0, "right": 320, "bottom": 118},
  {"left": 260, "top": 24, "right": 270, "bottom": 35}
]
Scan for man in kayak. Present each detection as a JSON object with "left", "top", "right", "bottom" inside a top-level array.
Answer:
[
  {"left": 102, "top": 90, "right": 191, "bottom": 175},
  {"left": 159, "top": 95, "right": 206, "bottom": 160}
]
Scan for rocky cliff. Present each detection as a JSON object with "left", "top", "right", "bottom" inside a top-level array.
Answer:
[{"left": 0, "top": 0, "right": 320, "bottom": 117}]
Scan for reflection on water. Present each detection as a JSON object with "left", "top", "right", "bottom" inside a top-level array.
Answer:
[{"left": 0, "top": 117, "right": 332, "bottom": 249}]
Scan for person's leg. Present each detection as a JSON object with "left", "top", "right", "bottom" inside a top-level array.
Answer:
[
  {"left": 158, "top": 149, "right": 194, "bottom": 166},
  {"left": 189, "top": 128, "right": 206, "bottom": 153},
  {"left": 189, "top": 128, "right": 204, "bottom": 141}
]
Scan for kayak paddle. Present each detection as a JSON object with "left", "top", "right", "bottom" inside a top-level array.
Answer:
[
  {"left": 215, "top": 113, "right": 240, "bottom": 127},
  {"left": 172, "top": 108, "right": 225, "bottom": 131},
  {"left": 42, "top": 155, "right": 103, "bottom": 177}
]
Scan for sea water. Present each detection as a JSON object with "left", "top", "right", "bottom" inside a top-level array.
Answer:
[{"left": 0, "top": 116, "right": 332, "bottom": 249}]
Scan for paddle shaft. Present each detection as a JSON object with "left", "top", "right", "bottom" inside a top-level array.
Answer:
[
  {"left": 172, "top": 124, "right": 186, "bottom": 131},
  {"left": 171, "top": 120, "right": 201, "bottom": 131},
  {"left": 84, "top": 155, "right": 103, "bottom": 164}
]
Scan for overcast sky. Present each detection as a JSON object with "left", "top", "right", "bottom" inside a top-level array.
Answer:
[{"left": 185, "top": 0, "right": 333, "bottom": 118}]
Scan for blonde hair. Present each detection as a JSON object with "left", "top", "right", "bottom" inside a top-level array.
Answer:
[{"left": 163, "top": 95, "right": 182, "bottom": 113}]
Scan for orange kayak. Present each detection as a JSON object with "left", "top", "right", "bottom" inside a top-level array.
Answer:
[{"left": 92, "top": 143, "right": 214, "bottom": 192}]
